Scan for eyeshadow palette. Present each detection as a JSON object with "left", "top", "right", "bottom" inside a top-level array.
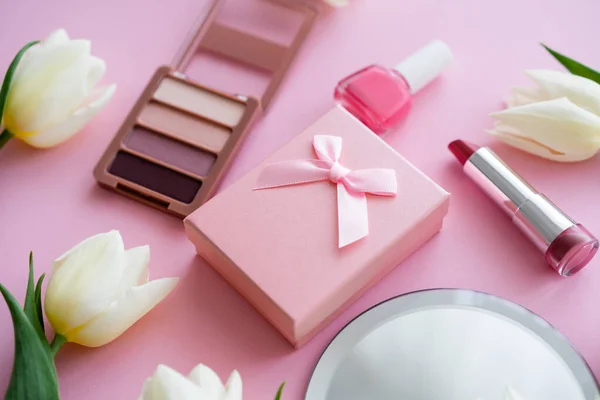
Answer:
[
  {"left": 94, "top": 0, "right": 317, "bottom": 217},
  {"left": 97, "top": 66, "right": 260, "bottom": 214}
]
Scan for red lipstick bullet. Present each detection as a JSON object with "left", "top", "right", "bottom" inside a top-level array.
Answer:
[{"left": 448, "top": 140, "right": 477, "bottom": 166}]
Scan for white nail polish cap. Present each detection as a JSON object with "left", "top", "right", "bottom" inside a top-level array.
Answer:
[{"left": 393, "top": 40, "right": 453, "bottom": 94}]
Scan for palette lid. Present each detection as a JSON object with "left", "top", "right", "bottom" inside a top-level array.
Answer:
[{"left": 172, "top": 0, "right": 318, "bottom": 110}]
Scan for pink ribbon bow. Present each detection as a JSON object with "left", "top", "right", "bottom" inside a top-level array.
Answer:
[{"left": 254, "top": 135, "right": 397, "bottom": 248}]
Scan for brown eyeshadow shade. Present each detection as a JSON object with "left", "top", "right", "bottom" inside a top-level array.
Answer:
[
  {"left": 138, "top": 103, "right": 231, "bottom": 152},
  {"left": 153, "top": 77, "right": 245, "bottom": 127},
  {"left": 109, "top": 151, "right": 202, "bottom": 204},
  {"left": 125, "top": 127, "right": 216, "bottom": 176}
]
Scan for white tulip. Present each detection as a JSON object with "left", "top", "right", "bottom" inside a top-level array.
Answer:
[
  {"left": 488, "top": 97, "right": 600, "bottom": 162},
  {"left": 44, "top": 230, "right": 178, "bottom": 347},
  {"left": 2, "top": 29, "right": 116, "bottom": 148},
  {"left": 490, "top": 69, "right": 600, "bottom": 162},
  {"left": 139, "top": 364, "right": 242, "bottom": 400}
]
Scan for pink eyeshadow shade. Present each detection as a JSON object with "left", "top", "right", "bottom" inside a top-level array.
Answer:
[
  {"left": 125, "top": 127, "right": 216, "bottom": 177},
  {"left": 138, "top": 103, "right": 231, "bottom": 152}
]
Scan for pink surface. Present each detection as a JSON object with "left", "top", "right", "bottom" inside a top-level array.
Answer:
[
  {"left": 185, "top": 107, "right": 449, "bottom": 345},
  {"left": 2, "top": 0, "right": 600, "bottom": 399}
]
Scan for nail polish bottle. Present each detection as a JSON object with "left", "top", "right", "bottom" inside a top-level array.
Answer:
[{"left": 334, "top": 40, "right": 453, "bottom": 135}]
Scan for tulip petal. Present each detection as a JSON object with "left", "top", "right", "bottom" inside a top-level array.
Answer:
[
  {"left": 23, "top": 84, "right": 116, "bottom": 148},
  {"left": 9, "top": 30, "right": 70, "bottom": 83},
  {"left": 140, "top": 365, "right": 205, "bottom": 400},
  {"left": 490, "top": 98, "right": 600, "bottom": 154},
  {"left": 488, "top": 129, "right": 598, "bottom": 162},
  {"left": 188, "top": 364, "right": 225, "bottom": 398},
  {"left": 526, "top": 69, "right": 600, "bottom": 116},
  {"left": 11, "top": 30, "right": 71, "bottom": 84},
  {"left": 507, "top": 86, "right": 547, "bottom": 107},
  {"left": 19, "top": 39, "right": 90, "bottom": 84},
  {"left": 52, "top": 231, "right": 113, "bottom": 272},
  {"left": 9, "top": 29, "right": 70, "bottom": 84},
  {"left": 44, "top": 230, "right": 125, "bottom": 334},
  {"left": 67, "top": 277, "right": 178, "bottom": 347},
  {"left": 4, "top": 39, "right": 91, "bottom": 135},
  {"left": 22, "top": 47, "right": 93, "bottom": 132},
  {"left": 45, "top": 29, "right": 70, "bottom": 46},
  {"left": 125, "top": 245, "right": 150, "bottom": 284},
  {"left": 224, "top": 370, "right": 242, "bottom": 400},
  {"left": 87, "top": 56, "right": 106, "bottom": 92},
  {"left": 115, "top": 245, "right": 150, "bottom": 299}
]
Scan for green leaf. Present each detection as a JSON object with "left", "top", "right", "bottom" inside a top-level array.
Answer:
[
  {"left": 274, "top": 382, "right": 285, "bottom": 400},
  {"left": 23, "top": 252, "right": 45, "bottom": 342},
  {"left": 34, "top": 273, "right": 46, "bottom": 335},
  {"left": 542, "top": 43, "right": 600, "bottom": 84},
  {"left": 0, "top": 40, "right": 38, "bottom": 123},
  {"left": 0, "top": 129, "right": 12, "bottom": 150},
  {"left": 0, "top": 283, "right": 60, "bottom": 400}
]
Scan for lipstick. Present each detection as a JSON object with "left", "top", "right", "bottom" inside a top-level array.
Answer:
[{"left": 449, "top": 139, "right": 598, "bottom": 276}]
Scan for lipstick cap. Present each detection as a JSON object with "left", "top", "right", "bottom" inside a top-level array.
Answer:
[{"left": 394, "top": 40, "right": 453, "bottom": 94}]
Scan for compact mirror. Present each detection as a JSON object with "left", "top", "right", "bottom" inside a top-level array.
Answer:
[{"left": 306, "top": 289, "right": 599, "bottom": 400}]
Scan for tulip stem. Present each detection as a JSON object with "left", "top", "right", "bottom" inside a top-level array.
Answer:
[
  {"left": 0, "top": 129, "right": 12, "bottom": 150},
  {"left": 50, "top": 334, "right": 67, "bottom": 357}
]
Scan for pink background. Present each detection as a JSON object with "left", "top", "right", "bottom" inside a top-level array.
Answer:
[{"left": 2, "top": 0, "right": 600, "bottom": 399}]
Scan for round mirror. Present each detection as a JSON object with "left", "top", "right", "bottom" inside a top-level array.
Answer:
[{"left": 306, "top": 289, "right": 599, "bottom": 400}]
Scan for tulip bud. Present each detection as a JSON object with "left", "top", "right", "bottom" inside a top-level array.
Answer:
[
  {"left": 138, "top": 364, "right": 242, "bottom": 400},
  {"left": 2, "top": 29, "right": 116, "bottom": 148},
  {"left": 44, "top": 230, "right": 178, "bottom": 347},
  {"left": 489, "top": 70, "right": 600, "bottom": 162}
]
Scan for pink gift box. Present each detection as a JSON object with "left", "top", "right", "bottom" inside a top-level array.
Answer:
[{"left": 184, "top": 106, "right": 450, "bottom": 347}]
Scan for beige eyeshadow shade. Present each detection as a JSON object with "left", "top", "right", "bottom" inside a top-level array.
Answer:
[
  {"left": 138, "top": 103, "right": 230, "bottom": 152},
  {"left": 154, "top": 77, "right": 246, "bottom": 127}
]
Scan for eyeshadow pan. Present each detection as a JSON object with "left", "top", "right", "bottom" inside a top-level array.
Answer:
[
  {"left": 109, "top": 151, "right": 202, "bottom": 204},
  {"left": 139, "top": 103, "right": 231, "bottom": 152},
  {"left": 154, "top": 77, "right": 245, "bottom": 127},
  {"left": 125, "top": 126, "right": 216, "bottom": 176}
]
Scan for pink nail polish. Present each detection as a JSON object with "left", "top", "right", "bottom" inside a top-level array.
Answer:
[{"left": 334, "top": 40, "right": 453, "bottom": 135}]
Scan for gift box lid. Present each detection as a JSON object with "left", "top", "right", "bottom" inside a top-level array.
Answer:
[{"left": 185, "top": 106, "right": 450, "bottom": 345}]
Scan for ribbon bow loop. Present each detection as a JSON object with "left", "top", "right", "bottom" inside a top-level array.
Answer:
[
  {"left": 313, "top": 134, "right": 343, "bottom": 164},
  {"left": 254, "top": 135, "right": 397, "bottom": 248}
]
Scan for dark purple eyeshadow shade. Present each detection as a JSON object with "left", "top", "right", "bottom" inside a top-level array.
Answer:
[
  {"left": 125, "top": 127, "right": 217, "bottom": 177},
  {"left": 109, "top": 151, "right": 202, "bottom": 204}
]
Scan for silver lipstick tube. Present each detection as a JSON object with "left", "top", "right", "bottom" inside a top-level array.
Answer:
[{"left": 464, "top": 148, "right": 574, "bottom": 252}]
